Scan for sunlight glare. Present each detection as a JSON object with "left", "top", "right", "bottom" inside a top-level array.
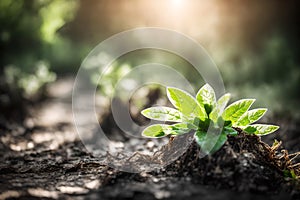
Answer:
[{"left": 172, "top": 0, "right": 184, "bottom": 7}]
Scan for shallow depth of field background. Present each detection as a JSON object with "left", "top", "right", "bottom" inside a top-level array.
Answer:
[{"left": 1, "top": 0, "right": 299, "bottom": 119}]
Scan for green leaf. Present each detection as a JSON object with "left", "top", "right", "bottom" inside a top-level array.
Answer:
[
  {"left": 243, "top": 126, "right": 257, "bottom": 133},
  {"left": 216, "top": 117, "right": 232, "bottom": 128},
  {"left": 243, "top": 124, "right": 279, "bottom": 135},
  {"left": 234, "top": 108, "right": 267, "bottom": 126},
  {"left": 196, "top": 84, "right": 216, "bottom": 115},
  {"left": 167, "top": 87, "right": 206, "bottom": 120},
  {"left": 283, "top": 169, "right": 297, "bottom": 179},
  {"left": 190, "top": 117, "right": 212, "bottom": 132},
  {"left": 142, "top": 124, "right": 168, "bottom": 138},
  {"left": 170, "top": 123, "right": 191, "bottom": 135},
  {"left": 223, "top": 126, "right": 238, "bottom": 136},
  {"left": 194, "top": 130, "right": 227, "bottom": 154},
  {"left": 198, "top": 118, "right": 211, "bottom": 132},
  {"left": 192, "top": 117, "right": 201, "bottom": 127},
  {"left": 210, "top": 93, "right": 231, "bottom": 122},
  {"left": 222, "top": 99, "right": 255, "bottom": 123},
  {"left": 141, "top": 123, "right": 191, "bottom": 138},
  {"left": 141, "top": 106, "right": 182, "bottom": 122}
]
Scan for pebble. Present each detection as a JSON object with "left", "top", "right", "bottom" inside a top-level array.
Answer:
[{"left": 147, "top": 141, "right": 155, "bottom": 149}]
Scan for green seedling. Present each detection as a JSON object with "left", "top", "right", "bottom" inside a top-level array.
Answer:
[
  {"left": 141, "top": 84, "right": 279, "bottom": 154},
  {"left": 283, "top": 169, "right": 297, "bottom": 180}
]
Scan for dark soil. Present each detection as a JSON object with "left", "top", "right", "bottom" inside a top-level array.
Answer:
[
  {"left": 1, "top": 121, "right": 300, "bottom": 200},
  {"left": 1, "top": 79, "right": 300, "bottom": 200}
]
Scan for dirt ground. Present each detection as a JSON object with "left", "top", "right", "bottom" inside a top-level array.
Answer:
[{"left": 1, "top": 79, "right": 300, "bottom": 200}]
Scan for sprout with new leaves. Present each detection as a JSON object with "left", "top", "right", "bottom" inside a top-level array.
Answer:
[{"left": 141, "top": 84, "right": 279, "bottom": 154}]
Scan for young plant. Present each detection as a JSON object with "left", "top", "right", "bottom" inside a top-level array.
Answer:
[{"left": 141, "top": 84, "right": 279, "bottom": 154}]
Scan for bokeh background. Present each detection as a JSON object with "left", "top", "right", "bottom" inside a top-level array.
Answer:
[{"left": 1, "top": 0, "right": 299, "bottom": 120}]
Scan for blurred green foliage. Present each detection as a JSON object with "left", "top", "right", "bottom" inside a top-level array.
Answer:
[
  {"left": 4, "top": 61, "right": 56, "bottom": 97},
  {"left": 92, "top": 62, "right": 132, "bottom": 98},
  {"left": 216, "top": 35, "right": 300, "bottom": 116},
  {"left": 0, "top": 0, "right": 80, "bottom": 99},
  {"left": 0, "top": 0, "right": 299, "bottom": 118},
  {"left": 0, "top": 0, "right": 80, "bottom": 73}
]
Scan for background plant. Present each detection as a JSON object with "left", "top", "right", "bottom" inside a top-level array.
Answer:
[
  {"left": 3, "top": 61, "right": 56, "bottom": 98},
  {"left": 1, "top": 1, "right": 299, "bottom": 119},
  {"left": 141, "top": 84, "right": 279, "bottom": 154}
]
